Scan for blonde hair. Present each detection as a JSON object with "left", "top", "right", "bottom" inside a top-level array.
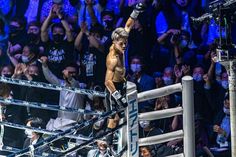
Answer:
[{"left": 111, "top": 27, "right": 128, "bottom": 41}]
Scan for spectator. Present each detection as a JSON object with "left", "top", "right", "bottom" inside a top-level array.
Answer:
[
  {"left": 40, "top": 57, "right": 85, "bottom": 131},
  {"left": 75, "top": 23, "right": 106, "bottom": 87},
  {"left": 24, "top": 21, "right": 44, "bottom": 54},
  {"left": 0, "top": 65, "right": 14, "bottom": 78},
  {"left": 87, "top": 139, "right": 114, "bottom": 157},
  {"left": 8, "top": 43, "right": 40, "bottom": 67},
  {"left": 8, "top": 17, "right": 27, "bottom": 55},
  {"left": 153, "top": 72, "right": 164, "bottom": 88},
  {"left": 210, "top": 93, "right": 231, "bottom": 157},
  {"left": 41, "top": 4, "right": 74, "bottom": 78},
  {"left": 128, "top": 55, "right": 155, "bottom": 110},
  {"left": 23, "top": 117, "right": 53, "bottom": 156}
]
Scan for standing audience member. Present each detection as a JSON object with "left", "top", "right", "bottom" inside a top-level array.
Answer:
[
  {"left": 40, "top": 57, "right": 85, "bottom": 131},
  {"left": 41, "top": 4, "right": 74, "bottom": 78}
]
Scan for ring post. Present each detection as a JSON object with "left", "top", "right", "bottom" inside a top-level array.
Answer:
[
  {"left": 182, "top": 76, "right": 195, "bottom": 157},
  {"left": 126, "top": 81, "right": 139, "bottom": 157}
]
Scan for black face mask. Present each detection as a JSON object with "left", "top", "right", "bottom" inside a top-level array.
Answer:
[
  {"left": 3, "top": 74, "right": 12, "bottom": 78},
  {"left": 27, "top": 33, "right": 38, "bottom": 42},
  {"left": 53, "top": 34, "right": 64, "bottom": 42},
  {"left": 9, "top": 25, "right": 21, "bottom": 35}
]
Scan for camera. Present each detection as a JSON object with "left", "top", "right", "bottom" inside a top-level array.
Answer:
[{"left": 216, "top": 47, "right": 236, "bottom": 62}]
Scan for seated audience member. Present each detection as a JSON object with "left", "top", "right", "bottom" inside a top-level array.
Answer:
[
  {"left": 210, "top": 93, "right": 231, "bottom": 157},
  {"left": 23, "top": 117, "right": 53, "bottom": 156},
  {"left": 87, "top": 139, "right": 113, "bottom": 157}
]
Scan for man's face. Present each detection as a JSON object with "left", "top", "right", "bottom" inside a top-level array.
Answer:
[
  {"left": 193, "top": 67, "right": 204, "bottom": 76},
  {"left": 113, "top": 38, "right": 128, "bottom": 54},
  {"left": 53, "top": 27, "right": 64, "bottom": 36},
  {"left": 64, "top": 66, "right": 77, "bottom": 77},
  {"left": 27, "top": 26, "right": 40, "bottom": 35},
  {"left": 28, "top": 66, "right": 39, "bottom": 76},
  {"left": 176, "top": 0, "right": 188, "bottom": 7}
]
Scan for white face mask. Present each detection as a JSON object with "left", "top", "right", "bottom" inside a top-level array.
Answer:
[
  {"left": 223, "top": 107, "right": 230, "bottom": 115},
  {"left": 162, "top": 76, "right": 173, "bottom": 85},
  {"left": 130, "top": 64, "right": 141, "bottom": 73},
  {"left": 221, "top": 80, "right": 229, "bottom": 89},
  {"left": 21, "top": 55, "right": 30, "bottom": 63},
  {"left": 193, "top": 73, "right": 203, "bottom": 82},
  {"left": 139, "top": 120, "right": 150, "bottom": 128},
  {"left": 25, "top": 129, "right": 33, "bottom": 138}
]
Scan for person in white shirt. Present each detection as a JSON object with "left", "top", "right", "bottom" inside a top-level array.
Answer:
[{"left": 40, "top": 56, "right": 85, "bottom": 131}]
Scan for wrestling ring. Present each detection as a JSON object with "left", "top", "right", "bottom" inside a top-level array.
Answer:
[{"left": 0, "top": 76, "right": 195, "bottom": 157}]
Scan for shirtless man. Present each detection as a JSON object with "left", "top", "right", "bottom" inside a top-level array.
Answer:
[{"left": 104, "top": 2, "right": 145, "bottom": 146}]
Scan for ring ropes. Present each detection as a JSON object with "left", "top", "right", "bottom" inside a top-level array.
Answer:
[
  {"left": 8, "top": 108, "right": 126, "bottom": 157},
  {"left": 0, "top": 76, "right": 106, "bottom": 97}
]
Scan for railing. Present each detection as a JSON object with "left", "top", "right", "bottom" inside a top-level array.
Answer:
[{"left": 126, "top": 76, "right": 195, "bottom": 157}]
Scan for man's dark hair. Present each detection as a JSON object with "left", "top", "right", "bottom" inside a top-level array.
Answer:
[
  {"left": 130, "top": 55, "right": 144, "bottom": 64},
  {"left": 25, "top": 43, "right": 40, "bottom": 56},
  {"left": 27, "top": 117, "right": 44, "bottom": 128},
  {"left": 11, "top": 16, "right": 26, "bottom": 29},
  {"left": 51, "top": 23, "right": 65, "bottom": 34},
  {"left": 90, "top": 24, "right": 104, "bottom": 37},
  {"left": 27, "top": 21, "right": 41, "bottom": 29}
]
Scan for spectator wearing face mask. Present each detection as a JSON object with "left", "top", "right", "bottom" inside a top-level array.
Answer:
[
  {"left": 41, "top": 4, "right": 74, "bottom": 78},
  {"left": 162, "top": 66, "right": 174, "bottom": 86},
  {"left": 0, "top": 65, "right": 14, "bottom": 78},
  {"left": 191, "top": 64, "right": 211, "bottom": 119},
  {"left": 23, "top": 21, "right": 45, "bottom": 54},
  {"left": 128, "top": 55, "right": 155, "bottom": 110},
  {"left": 8, "top": 17, "right": 27, "bottom": 55},
  {"left": 75, "top": 23, "right": 106, "bottom": 87},
  {"left": 87, "top": 139, "right": 113, "bottom": 157},
  {"left": 139, "top": 107, "right": 178, "bottom": 156},
  {"left": 209, "top": 93, "right": 231, "bottom": 157},
  {"left": 23, "top": 117, "right": 53, "bottom": 156},
  {"left": 8, "top": 43, "right": 40, "bottom": 67}
]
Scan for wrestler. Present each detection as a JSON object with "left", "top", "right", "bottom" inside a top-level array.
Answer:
[{"left": 104, "top": 2, "right": 145, "bottom": 147}]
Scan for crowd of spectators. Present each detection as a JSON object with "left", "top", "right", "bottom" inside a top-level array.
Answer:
[{"left": 0, "top": 0, "right": 235, "bottom": 156}]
